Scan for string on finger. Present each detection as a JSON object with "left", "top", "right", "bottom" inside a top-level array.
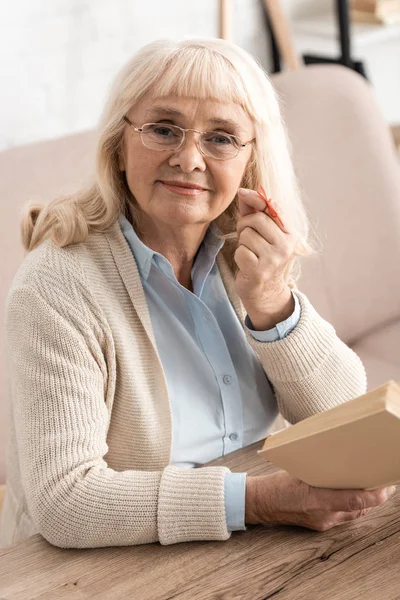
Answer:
[{"left": 256, "top": 185, "right": 286, "bottom": 230}]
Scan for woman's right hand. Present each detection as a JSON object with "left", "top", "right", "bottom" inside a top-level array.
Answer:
[{"left": 245, "top": 471, "right": 397, "bottom": 531}]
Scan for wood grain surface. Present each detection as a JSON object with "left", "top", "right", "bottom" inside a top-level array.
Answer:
[{"left": 0, "top": 440, "right": 399, "bottom": 600}]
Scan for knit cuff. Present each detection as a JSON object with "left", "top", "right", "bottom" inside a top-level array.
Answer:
[
  {"left": 244, "top": 289, "right": 338, "bottom": 383},
  {"left": 157, "top": 465, "right": 232, "bottom": 545}
]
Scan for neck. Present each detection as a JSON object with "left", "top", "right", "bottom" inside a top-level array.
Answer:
[{"left": 131, "top": 209, "right": 209, "bottom": 290}]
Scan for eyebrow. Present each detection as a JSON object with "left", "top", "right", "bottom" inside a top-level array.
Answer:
[{"left": 143, "top": 105, "right": 245, "bottom": 134}]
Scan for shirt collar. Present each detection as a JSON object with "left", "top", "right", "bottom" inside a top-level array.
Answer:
[
  {"left": 118, "top": 214, "right": 154, "bottom": 280},
  {"left": 118, "top": 213, "right": 225, "bottom": 282}
]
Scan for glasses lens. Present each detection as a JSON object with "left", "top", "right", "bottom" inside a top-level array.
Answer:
[
  {"left": 141, "top": 124, "right": 183, "bottom": 150},
  {"left": 200, "top": 132, "right": 240, "bottom": 159}
]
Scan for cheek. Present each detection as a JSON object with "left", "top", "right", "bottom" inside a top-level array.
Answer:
[
  {"left": 126, "top": 147, "right": 152, "bottom": 176},
  {"left": 214, "top": 161, "right": 248, "bottom": 198},
  {"left": 124, "top": 146, "right": 163, "bottom": 193}
]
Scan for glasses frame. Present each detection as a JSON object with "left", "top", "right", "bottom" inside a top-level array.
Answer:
[{"left": 123, "top": 115, "right": 255, "bottom": 160}]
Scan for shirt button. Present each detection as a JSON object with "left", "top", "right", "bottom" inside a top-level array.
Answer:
[
  {"left": 222, "top": 375, "right": 232, "bottom": 385},
  {"left": 229, "top": 433, "right": 238, "bottom": 441}
]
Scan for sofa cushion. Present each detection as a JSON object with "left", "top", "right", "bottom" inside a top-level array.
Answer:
[
  {"left": 273, "top": 65, "right": 400, "bottom": 345},
  {"left": 351, "top": 319, "right": 400, "bottom": 390}
]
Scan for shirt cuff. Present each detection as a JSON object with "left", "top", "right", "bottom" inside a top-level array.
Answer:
[
  {"left": 245, "top": 290, "right": 301, "bottom": 342},
  {"left": 224, "top": 471, "right": 247, "bottom": 532}
]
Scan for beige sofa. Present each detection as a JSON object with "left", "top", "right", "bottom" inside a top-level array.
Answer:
[{"left": 1, "top": 65, "right": 400, "bottom": 500}]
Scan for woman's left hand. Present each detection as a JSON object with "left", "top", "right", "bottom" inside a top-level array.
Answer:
[{"left": 234, "top": 187, "right": 300, "bottom": 331}]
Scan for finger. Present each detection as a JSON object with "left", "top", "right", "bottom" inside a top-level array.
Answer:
[
  {"left": 237, "top": 188, "right": 270, "bottom": 217},
  {"left": 256, "top": 185, "right": 290, "bottom": 234},
  {"left": 338, "top": 507, "right": 372, "bottom": 522},
  {"left": 238, "top": 188, "right": 291, "bottom": 235},
  {"left": 315, "top": 487, "right": 395, "bottom": 513},
  {"left": 264, "top": 200, "right": 288, "bottom": 233},
  {"left": 238, "top": 227, "right": 274, "bottom": 261},
  {"left": 234, "top": 244, "right": 259, "bottom": 275},
  {"left": 237, "top": 212, "right": 289, "bottom": 246},
  {"left": 317, "top": 509, "right": 371, "bottom": 531}
]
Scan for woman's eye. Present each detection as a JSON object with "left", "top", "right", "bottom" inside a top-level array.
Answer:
[
  {"left": 207, "top": 134, "right": 233, "bottom": 145},
  {"left": 153, "top": 126, "right": 175, "bottom": 137}
]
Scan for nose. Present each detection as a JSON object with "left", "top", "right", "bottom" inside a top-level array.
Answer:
[{"left": 168, "top": 131, "right": 207, "bottom": 173}]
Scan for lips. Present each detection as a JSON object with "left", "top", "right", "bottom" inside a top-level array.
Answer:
[
  {"left": 158, "top": 180, "right": 207, "bottom": 191},
  {"left": 158, "top": 180, "right": 209, "bottom": 197}
]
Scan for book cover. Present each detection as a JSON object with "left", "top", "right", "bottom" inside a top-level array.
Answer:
[{"left": 258, "top": 381, "right": 400, "bottom": 490}]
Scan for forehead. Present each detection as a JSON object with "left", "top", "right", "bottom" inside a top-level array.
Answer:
[{"left": 130, "top": 94, "right": 254, "bottom": 135}]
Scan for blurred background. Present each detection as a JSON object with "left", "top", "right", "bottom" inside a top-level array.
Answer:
[{"left": 2, "top": 0, "right": 399, "bottom": 151}]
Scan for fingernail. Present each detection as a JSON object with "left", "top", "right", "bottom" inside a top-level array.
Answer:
[{"left": 238, "top": 188, "right": 250, "bottom": 195}]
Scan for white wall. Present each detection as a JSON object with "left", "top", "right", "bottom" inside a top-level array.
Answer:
[
  {"left": 284, "top": 0, "right": 332, "bottom": 18},
  {"left": 1, "top": 0, "right": 272, "bottom": 150},
  {"left": 1, "top": 0, "right": 337, "bottom": 151},
  {"left": 1, "top": 0, "right": 397, "bottom": 151}
]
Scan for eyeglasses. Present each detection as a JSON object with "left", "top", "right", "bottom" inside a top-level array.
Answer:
[{"left": 123, "top": 116, "right": 255, "bottom": 160}]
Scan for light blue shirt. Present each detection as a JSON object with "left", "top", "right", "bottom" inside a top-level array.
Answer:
[{"left": 119, "top": 214, "right": 300, "bottom": 531}]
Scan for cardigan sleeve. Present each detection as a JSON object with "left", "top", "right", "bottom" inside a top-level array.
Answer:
[
  {"left": 244, "top": 289, "right": 367, "bottom": 424},
  {"left": 5, "top": 284, "right": 231, "bottom": 548}
]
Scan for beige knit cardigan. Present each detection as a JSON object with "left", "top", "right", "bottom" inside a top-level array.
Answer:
[{"left": 0, "top": 219, "right": 367, "bottom": 549}]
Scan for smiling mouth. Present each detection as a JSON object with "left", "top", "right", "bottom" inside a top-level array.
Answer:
[{"left": 158, "top": 181, "right": 208, "bottom": 196}]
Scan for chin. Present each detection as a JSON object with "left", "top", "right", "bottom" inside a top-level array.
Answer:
[{"left": 157, "top": 206, "right": 210, "bottom": 226}]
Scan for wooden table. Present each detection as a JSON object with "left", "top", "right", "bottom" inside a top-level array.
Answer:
[{"left": 1, "top": 439, "right": 400, "bottom": 600}]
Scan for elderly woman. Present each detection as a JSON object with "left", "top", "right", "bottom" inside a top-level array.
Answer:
[{"left": 0, "top": 38, "right": 395, "bottom": 549}]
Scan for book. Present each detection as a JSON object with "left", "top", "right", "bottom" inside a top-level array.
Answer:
[{"left": 258, "top": 380, "right": 400, "bottom": 490}]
